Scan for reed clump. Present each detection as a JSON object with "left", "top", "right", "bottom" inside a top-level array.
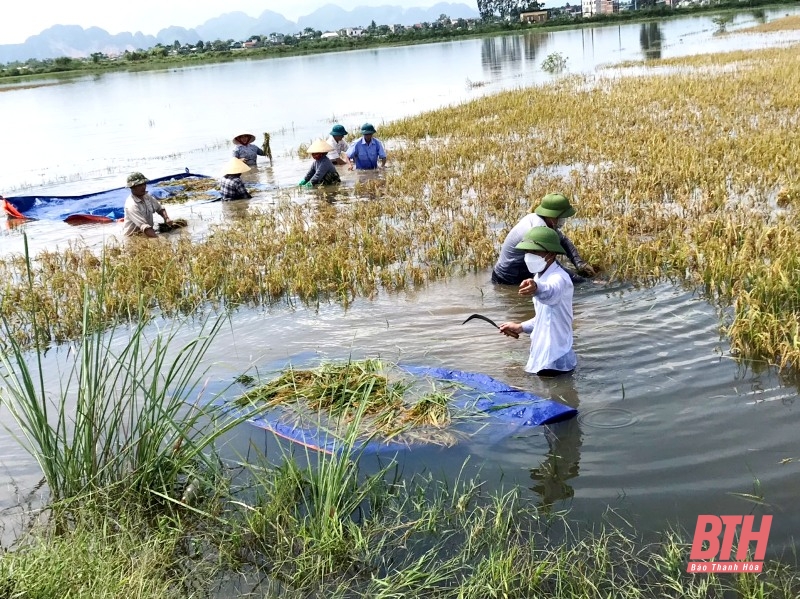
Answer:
[
  {"left": 0, "top": 255, "right": 248, "bottom": 509},
  {"left": 1, "top": 42, "right": 799, "bottom": 369}
]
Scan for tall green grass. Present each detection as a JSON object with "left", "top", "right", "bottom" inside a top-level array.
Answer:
[
  {"left": 2, "top": 414, "right": 800, "bottom": 598},
  {"left": 0, "top": 237, "right": 241, "bottom": 506}
]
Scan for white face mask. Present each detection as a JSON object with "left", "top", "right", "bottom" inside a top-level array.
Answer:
[
  {"left": 556, "top": 218, "right": 567, "bottom": 229},
  {"left": 524, "top": 254, "right": 548, "bottom": 274}
]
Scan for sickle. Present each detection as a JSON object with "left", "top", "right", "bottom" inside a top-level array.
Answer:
[{"left": 461, "top": 313, "right": 499, "bottom": 329}]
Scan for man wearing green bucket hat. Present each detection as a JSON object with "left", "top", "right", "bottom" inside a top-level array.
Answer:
[
  {"left": 499, "top": 226, "right": 577, "bottom": 377},
  {"left": 346, "top": 122, "right": 387, "bottom": 170},
  {"left": 492, "top": 193, "right": 595, "bottom": 286},
  {"left": 122, "top": 172, "right": 172, "bottom": 238},
  {"left": 326, "top": 124, "right": 349, "bottom": 165}
]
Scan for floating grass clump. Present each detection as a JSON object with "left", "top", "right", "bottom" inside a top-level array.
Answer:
[{"left": 237, "top": 359, "right": 454, "bottom": 442}]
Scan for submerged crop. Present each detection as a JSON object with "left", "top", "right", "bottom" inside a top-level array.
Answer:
[{"left": 1, "top": 35, "right": 799, "bottom": 370}]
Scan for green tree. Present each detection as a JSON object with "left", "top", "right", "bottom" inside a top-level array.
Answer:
[
  {"left": 124, "top": 50, "right": 146, "bottom": 61},
  {"left": 173, "top": 39, "right": 181, "bottom": 50},
  {"left": 478, "top": 0, "right": 542, "bottom": 19}
]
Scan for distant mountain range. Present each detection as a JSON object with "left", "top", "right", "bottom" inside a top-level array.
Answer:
[{"left": 0, "top": 3, "right": 479, "bottom": 64}]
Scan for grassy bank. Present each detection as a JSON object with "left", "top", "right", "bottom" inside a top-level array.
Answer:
[{"left": 3, "top": 477, "right": 798, "bottom": 598}]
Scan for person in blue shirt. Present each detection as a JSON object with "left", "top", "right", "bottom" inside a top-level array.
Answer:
[{"left": 346, "top": 123, "right": 387, "bottom": 170}]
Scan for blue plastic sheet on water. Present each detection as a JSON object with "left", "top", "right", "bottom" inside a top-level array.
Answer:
[
  {"left": 206, "top": 362, "right": 577, "bottom": 456},
  {"left": 4, "top": 172, "right": 212, "bottom": 221}
]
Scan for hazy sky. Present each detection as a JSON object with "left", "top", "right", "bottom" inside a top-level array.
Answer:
[{"left": 2, "top": 1, "right": 479, "bottom": 44}]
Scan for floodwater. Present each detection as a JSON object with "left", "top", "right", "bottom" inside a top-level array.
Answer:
[{"left": 2, "top": 8, "right": 800, "bottom": 555}]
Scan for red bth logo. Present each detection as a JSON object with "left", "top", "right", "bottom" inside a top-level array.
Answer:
[{"left": 687, "top": 515, "right": 772, "bottom": 573}]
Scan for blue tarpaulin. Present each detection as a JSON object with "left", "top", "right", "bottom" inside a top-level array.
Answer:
[
  {"left": 2, "top": 172, "right": 212, "bottom": 222},
  {"left": 213, "top": 364, "right": 577, "bottom": 455}
]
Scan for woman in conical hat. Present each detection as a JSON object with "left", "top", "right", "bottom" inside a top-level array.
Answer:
[
  {"left": 298, "top": 139, "right": 341, "bottom": 188},
  {"left": 219, "top": 157, "right": 252, "bottom": 201},
  {"left": 232, "top": 131, "right": 265, "bottom": 168}
]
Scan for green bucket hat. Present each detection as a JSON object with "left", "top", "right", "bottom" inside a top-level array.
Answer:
[
  {"left": 126, "top": 172, "right": 148, "bottom": 187},
  {"left": 533, "top": 193, "right": 576, "bottom": 218},
  {"left": 515, "top": 226, "right": 566, "bottom": 254},
  {"left": 360, "top": 123, "right": 377, "bottom": 135},
  {"left": 330, "top": 124, "right": 348, "bottom": 136}
]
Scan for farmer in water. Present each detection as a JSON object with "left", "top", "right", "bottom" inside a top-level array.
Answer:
[
  {"left": 346, "top": 123, "right": 387, "bottom": 170},
  {"left": 122, "top": 172, "right": 172, "bottom": 238},
  {"left": 219, "top": 157, "right": 252, "bottom": 201},
  {"left": 499, "top": 226, "right": 576, "bottom": 377},
  {"left": 232, "top": 132, "right": 266, "bottom": 168},
  {"left": 492, "top": 193, "right": 595, "bottom": 286},
  {"left": 299, "top": 139, "right": 341, "bottom": 187},
  {"left": 326, "top": 124, "right": 349, "bottom": 165}
]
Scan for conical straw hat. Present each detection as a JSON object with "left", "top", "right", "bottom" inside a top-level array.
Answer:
[
  {"left": 307, "top": 139, "right": 334, "bottom": 154},
  {"left": 233, "top": 133, "right": 256, "bottom": 145},
  {"left": 222, "top": 157, "right": 251, "bottom": 175}
]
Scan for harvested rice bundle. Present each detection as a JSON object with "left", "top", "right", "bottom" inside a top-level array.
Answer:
[{"left": 158, "top": 218, "right": 188, "bottom": 233}]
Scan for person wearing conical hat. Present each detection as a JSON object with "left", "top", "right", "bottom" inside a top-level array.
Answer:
[
  {"left": 498, "top": 226, "right": 577, "bottom": 377},
  {"left": 299, "top": 139, "right": 341, "bottom": 187},
  {"left": 219, "top": 157, "right": 252, "bottom": 201},
  {"left": 122, "top": 171, "right": 172, "bottom": 238},
  {"left": 492, "top": 193, "right": 596, "bottom": 286},
  {"left": 232, "top": 132, "right": 266, "bottom": 168},
  {"left": 326, "top": 124, "right": 349, "bottom": 165},
  {"left": 346, "top": 123, "right": 387, "bottom": 170}
]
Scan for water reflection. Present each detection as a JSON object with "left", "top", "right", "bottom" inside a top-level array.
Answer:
[
  {"left": 523, "top": 32, "right": 548, "bottom": 62},
  {"left": 640, "top": 22, "right": 663, "bottom": 61},
  {"left": 480, "top": 33, "right": 548, "bottom": 77},
  {"left": 751, "top": 9, "right": 767, "bottom": 24},
  {"left": 481, "top": 36, "right": 522, "bottom": 77},
  {"left": 528, "top": 375, "right": 583, "bottom": 510}
]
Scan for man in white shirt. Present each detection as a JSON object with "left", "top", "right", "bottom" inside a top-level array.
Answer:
[
  {"left": 326, "top": 124, "right": 349, "bottom": 165},
  {"left": 122, "top": 172, "right": 172, "bottom": 238},
  {"left": 499, "top": 226, "right": 576, "bottom": 377}
]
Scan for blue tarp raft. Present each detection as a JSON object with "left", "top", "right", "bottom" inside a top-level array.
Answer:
[
  {"left": 2, "top": 171, "right": 212, "bottom": 224},
  {"left": 212, "top": 365, "right": 577, "bottom": 455}
]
